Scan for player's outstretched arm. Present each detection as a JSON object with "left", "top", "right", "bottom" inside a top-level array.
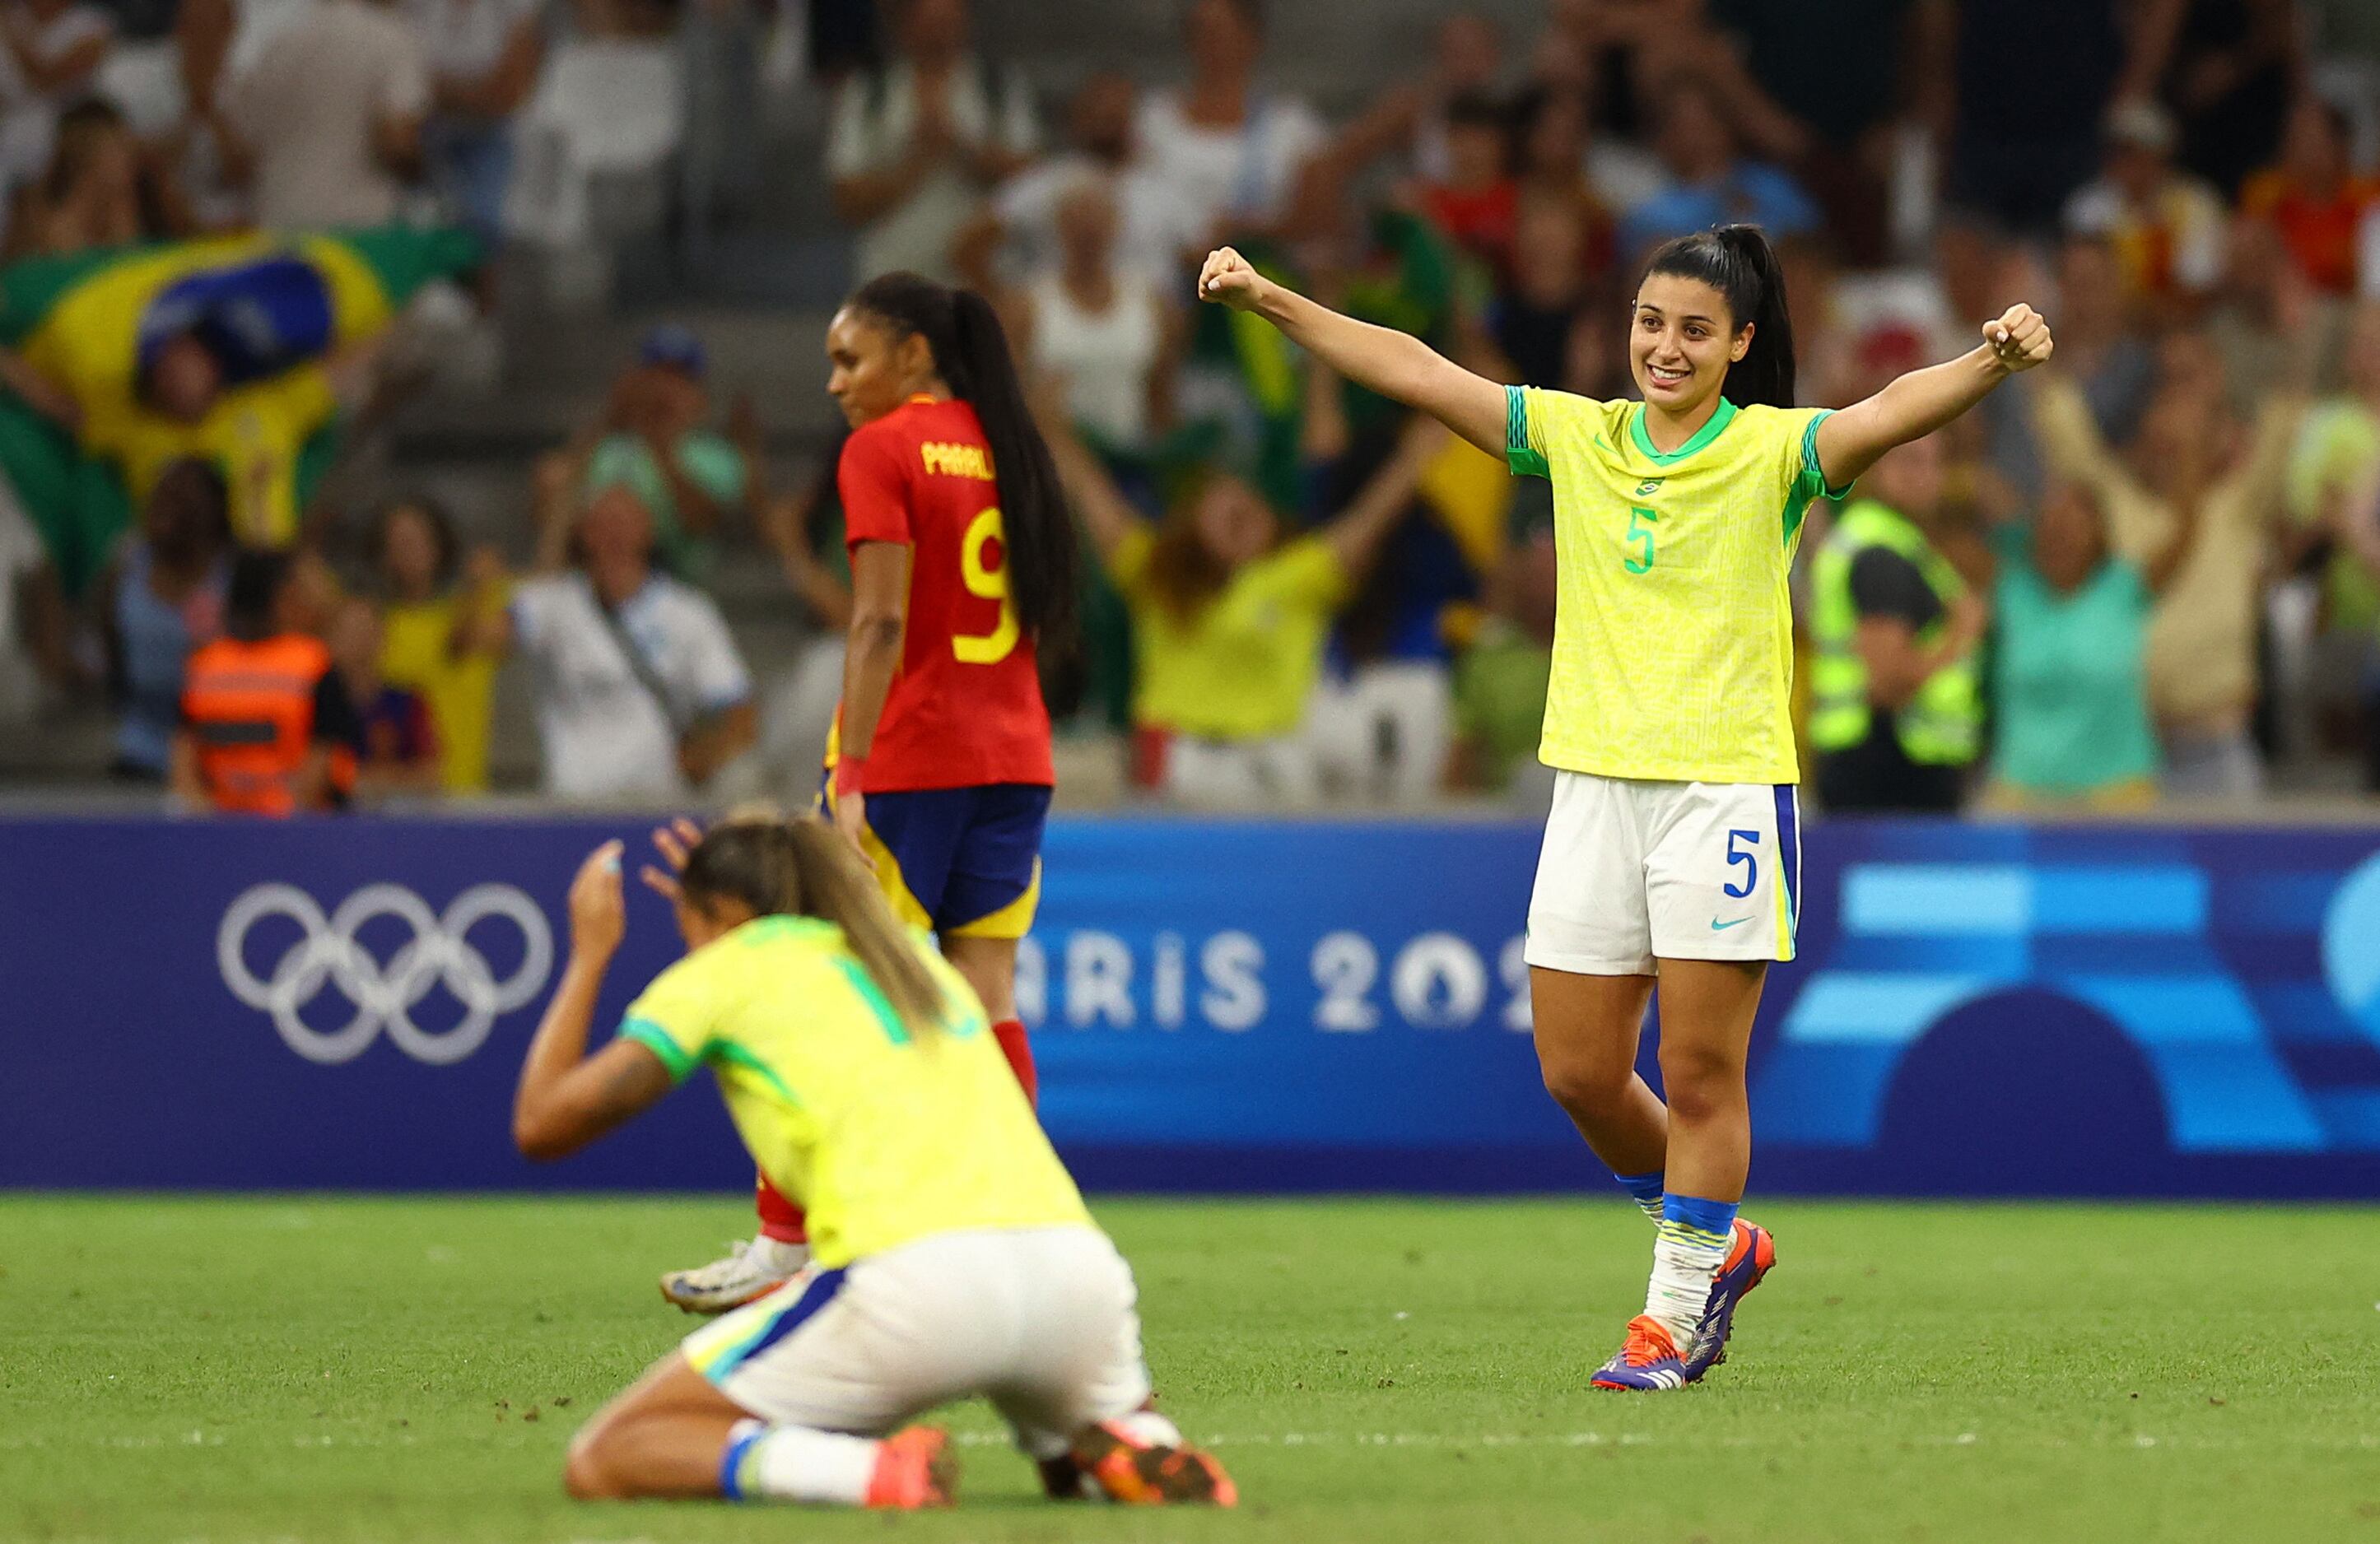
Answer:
[
  {"left": 1817, "top": 305, "right": 2053, "bottom": 486},
  {"left": 1197, "top": 246, "right": 1507, "bottom": 460}
]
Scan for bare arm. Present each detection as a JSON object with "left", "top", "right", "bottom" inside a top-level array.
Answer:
[
  {"left": 437, "top": 21, "right": 543, "bottom": 118},
  {"left": 0, "top": 346, "right": 81, "bottom": 432},
  {"left": 678, "top": 699, "right": 757, "bottom": 787},
  {"left": 1198, "top": 245, "right": 1507, "bottom": 459},
  {"left": 1816, "top": 305, "right": 2053, "bottom": 486},
  {"left": 2116, "top": 0, "right": 2189, "bottom": 105},
  {"left": 1038, "top": 399, "right": 1143, "bottom": 566},
  {"left": 169, "top": 730, "right": 205, "bottom": 807},
  {"left": 514, "top": 843, "right": 678, "bottom": 1160},
  {"left": 836, "top": 542, "right": 911, "bottom": 764},
  {"left": 1853, "top": 595, "right": 1986, "bottom": 709},
  {"left": 1323, "top": 416, "right": 1451, "bottom": 578}
]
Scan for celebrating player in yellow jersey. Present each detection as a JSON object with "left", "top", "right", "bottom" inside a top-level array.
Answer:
[
  {"left": 1199, "top": 225, "right": 2052, "bottom": 1393},
  {"left": 510, "top": 816, "right": 1233, "bottom": 1509}
]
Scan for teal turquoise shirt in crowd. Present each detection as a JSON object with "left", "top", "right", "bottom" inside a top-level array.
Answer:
[{"left": 1989, "top": 541, "right": 2160, "bottom": 795}]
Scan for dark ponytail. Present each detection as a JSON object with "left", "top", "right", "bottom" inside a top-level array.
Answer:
[
  {"left": 1641, "top": 223, "right": 1796, "bottom": 409},
  {"left": 845, "top": 272, "right": 1078, "bottom": 648}
]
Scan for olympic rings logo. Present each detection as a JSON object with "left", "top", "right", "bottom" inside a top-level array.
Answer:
[{"left": 217, "top": 883, "right": 555, "bottom": 1066}]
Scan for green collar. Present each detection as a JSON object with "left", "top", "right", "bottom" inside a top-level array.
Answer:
[{"left": 1630, "top": 397, "right": 1739, "bottom": 465}]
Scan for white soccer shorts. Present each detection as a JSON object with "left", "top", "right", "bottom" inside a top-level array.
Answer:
[
  {"left": 681, "top": 1225, "right": 1153, "bottom": 1460},
  {"left": 1523, "top": 770, "right": 1803, "bottom": 975}
]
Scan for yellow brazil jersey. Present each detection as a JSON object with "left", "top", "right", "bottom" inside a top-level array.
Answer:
[
  {"left": 619, "top": 916, "right": 1089, "bottom": 1268},
  {"left": 1505, "top": 387, "right": 1849, "bottom": 785},
  {"left": 81, "top": 366, "right": 338, "bottom": 549},
  {"left": 1108, "top": 526, "right": 1348, "bottom": 741}
]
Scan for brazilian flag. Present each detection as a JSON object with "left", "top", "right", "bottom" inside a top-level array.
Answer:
[{"left": 0, "top": 226, "right": 482, "bottom": 595}]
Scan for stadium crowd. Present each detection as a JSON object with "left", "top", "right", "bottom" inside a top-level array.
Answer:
[{"left": 1, "top": 0, "right": 2378, "bottom": 815}]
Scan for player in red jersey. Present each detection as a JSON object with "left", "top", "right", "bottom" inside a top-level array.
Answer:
[{"left": 663, "top": 272, "right": 1079, "bottom": 1314}]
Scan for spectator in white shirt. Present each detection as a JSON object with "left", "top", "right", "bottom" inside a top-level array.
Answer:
[
  {"left": 826, "top": 0, "right": 1036, "bottom": 285},
  {"left": 511, "top": 481, "right": 757, "bottom": 802},
  {"left": 0, "top": 0, "right": 109, "bottom": 200},
  {"left": 972, "top": 72, "right": 1204, "bottom": 289},
  {"left": 408, "top": 0, "right": 544, "bottom": 243},
  {"left": 225, "top": 0, "right": 428, "bottom": 230},
  {"left": 1012, "top": 169, "right": 1180, "bottom": 452},
  {"left": 1133, "top": 0, "right": 1327, "bottom": 244}
]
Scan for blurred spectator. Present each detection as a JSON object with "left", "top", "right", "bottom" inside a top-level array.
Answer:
[
  {"left": 328, "top": 594, "right": 439, "bottom": 797},
  {"left": 1935, "top": 0, "right": 2145, "bottom": 238},
  {"left": 7, "top": 97, "right": 176, "bottom": 258},
  {"left": 1447, "top": 522, "right": 1555, "bottom": 808},
  {"left": 0, "top": 479, "right": 76, "bottom": 723},
  {"left": 974, "top": 72, "right": 1202, "bottom": 288},
  {"left": 408, "top": 0, "right": 546, "bottom": 244},
  {"left": 1481, "top": 196, "right": 1598, "bottom": 388},
  {"left": 544, "top": 326, "right": 752, "bottom": 585},
  {"left": 1011, "top": 170, "right": 1181, "bottom": 453},
  {"left": 2033, "top": 337, "right": 2304, "bottom": 799},
  {"left": 1974, "top": 233, "right": 2157, "bottom": 508},
  {"left": 1328, "top": 11, "right": 1506, "bottom": 188},
  {"left": 515, "top": 481, "right": 757, "bottom": 802},
  {"left": 101, "top": 457, "right": 229, "bottom": 781},
  {"left": 1615, "top": 71, "right": 1819, "bottom": 265},
  {"left": 1048, "top": 400, "right": 1444, "bottom": 807},
  {"left": 2136, "top": 0, "right": 2306, "bottom": 199},
  {"left": 1134, "top": 0, "right": 1327, "bottom": 244},
  {"left": 1809, "top": 435, "right": 1986, "bottom": 814},
  {"left": 2279, "top": 301, "right": 2380, "bottom": 780},
  {"left": 2240, "top": 95, "right": 2378, "bottom": 297},
  {"left": 2205, "top": 215, "right": 2305, "bottom": 417},
  {"left": 2062, "top": 101, "right": 2229, "bottom": 311},
  {"left": 1983, "top": 479, "right": 2169, "bottom": 811},
  {"left": 0, "top": 0, "right": 111, "bottom": 207},
  {"left": 225, "top": 0, "right": 428, "bottom": 230},
  {"left": 172, "top": 546, "right": 358, "bottom": 816},
  {"left": 1414, "top": 90, "right": 1519, "bottom": 282},
  {"left": 827, "top": 0, "right": 1035, "bottom": 285},
  {"left": 1508, "top": 84, "right": 1633, "bottom": 240},
  {"left": 146, "top": 0, "right": 244, "bottom": 232},
  {"left": 22, "top": 327, "right": 371, "bottom": 551},
  {"left": 370, "top": 495, "right": 509, "bottom": 793},
  {"left": 1708, "top": 0, "right": 1929, "bottom": 264}
]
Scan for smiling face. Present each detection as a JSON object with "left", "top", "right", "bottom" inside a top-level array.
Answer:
[
  {"left": 1629, "top": 272, "right": 1747, "bottom": 417},
  {"left": 825, "top": 307, "right": 935, "bottom": 429}
]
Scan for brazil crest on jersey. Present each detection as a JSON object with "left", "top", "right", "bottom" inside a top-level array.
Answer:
[{"left": 1506, "top": 386, "right": 1851, "bottom": 785}]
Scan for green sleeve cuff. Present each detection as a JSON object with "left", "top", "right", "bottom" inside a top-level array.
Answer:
[
  {"left": 620, "top": 1017, "right": 700, "bottom": 1084},
  {"left": 1802, "top": 410, "right": 1855, "bottom": 500},
  {"left": 1504, "top": 384, "right": 1550, "bottom": 479}
]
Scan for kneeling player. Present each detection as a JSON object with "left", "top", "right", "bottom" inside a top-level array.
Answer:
[{"left": 513, "top": 818, "right": 1232, "bottom": 1509}]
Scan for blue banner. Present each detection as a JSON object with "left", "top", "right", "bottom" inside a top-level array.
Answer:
[{"left": 5, "top": 813, "right": 2378, "bottom": 1197}]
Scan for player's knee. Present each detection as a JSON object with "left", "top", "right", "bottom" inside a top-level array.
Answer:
[
  {"left": 1657, "top": 1045, "right": 1744, "bottom": 1125},
  {"left": 1539, "top": 1054, "right": 1631, "bottom": 1118},
  {"left": 563, "top": 1421, "right": 627, "bottom": 1500}
]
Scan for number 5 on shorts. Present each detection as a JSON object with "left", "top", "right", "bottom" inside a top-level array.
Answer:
[{"left": 1724, "top": 829, "right": 1760, "bottom": 899}]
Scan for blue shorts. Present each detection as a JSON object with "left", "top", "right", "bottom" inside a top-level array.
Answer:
[{"left": 826, "top": 782, "right": 1050, "bottom": 939}]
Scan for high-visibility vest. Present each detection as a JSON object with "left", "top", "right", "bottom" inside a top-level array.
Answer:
[
  {"left": 181, "top": 634, "right": 350, "bottom": 816},
  {"left": 1808, "top": 500, "right": 1982, "bottom": 766}
]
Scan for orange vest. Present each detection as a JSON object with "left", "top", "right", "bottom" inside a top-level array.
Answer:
[{"left": 181, "top": 634, "right": 352, "bottom": 816}]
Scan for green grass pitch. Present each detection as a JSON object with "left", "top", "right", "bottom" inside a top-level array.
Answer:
[{"left": 4, "top": 1195, "right": 2378, "bottom": 1543}]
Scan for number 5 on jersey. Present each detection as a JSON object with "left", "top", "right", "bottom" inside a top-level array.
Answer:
[
  {"left": 953, "top": 505, "right": 1020, "bottom": 663},
  {"left": 1625, "top": 505, "right": 1658, "bottom": 574}
]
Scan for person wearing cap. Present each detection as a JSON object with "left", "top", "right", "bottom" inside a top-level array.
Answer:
[
  {"left": 543, "top": 325, "right": 755, "bottom": 585},
  {"left": 2061, "top": 100, "right": 2229, "bottom": 311}
]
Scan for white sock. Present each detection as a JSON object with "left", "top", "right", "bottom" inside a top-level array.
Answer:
[
  {"left": 1643, "top": 1222, "right": 1729, "bottom": 1346},
  {"left": 749, "top": 1235, "right": 811, "bottom": 1274},
  {"left": 1111, "top": 1409, "right": 1181, "bottom": 1448},
  {"left": 724, "top": 1418, "right": 879, "bottom": 1505}
]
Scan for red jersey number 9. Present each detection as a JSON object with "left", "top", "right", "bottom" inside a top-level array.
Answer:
[{"left": 953, "top": 505, "right": 1021, "bottom": 665}]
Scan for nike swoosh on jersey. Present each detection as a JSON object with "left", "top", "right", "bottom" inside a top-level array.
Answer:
[{"left": 1710, "top": 918, "right": 1751, "bottom": 931}]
